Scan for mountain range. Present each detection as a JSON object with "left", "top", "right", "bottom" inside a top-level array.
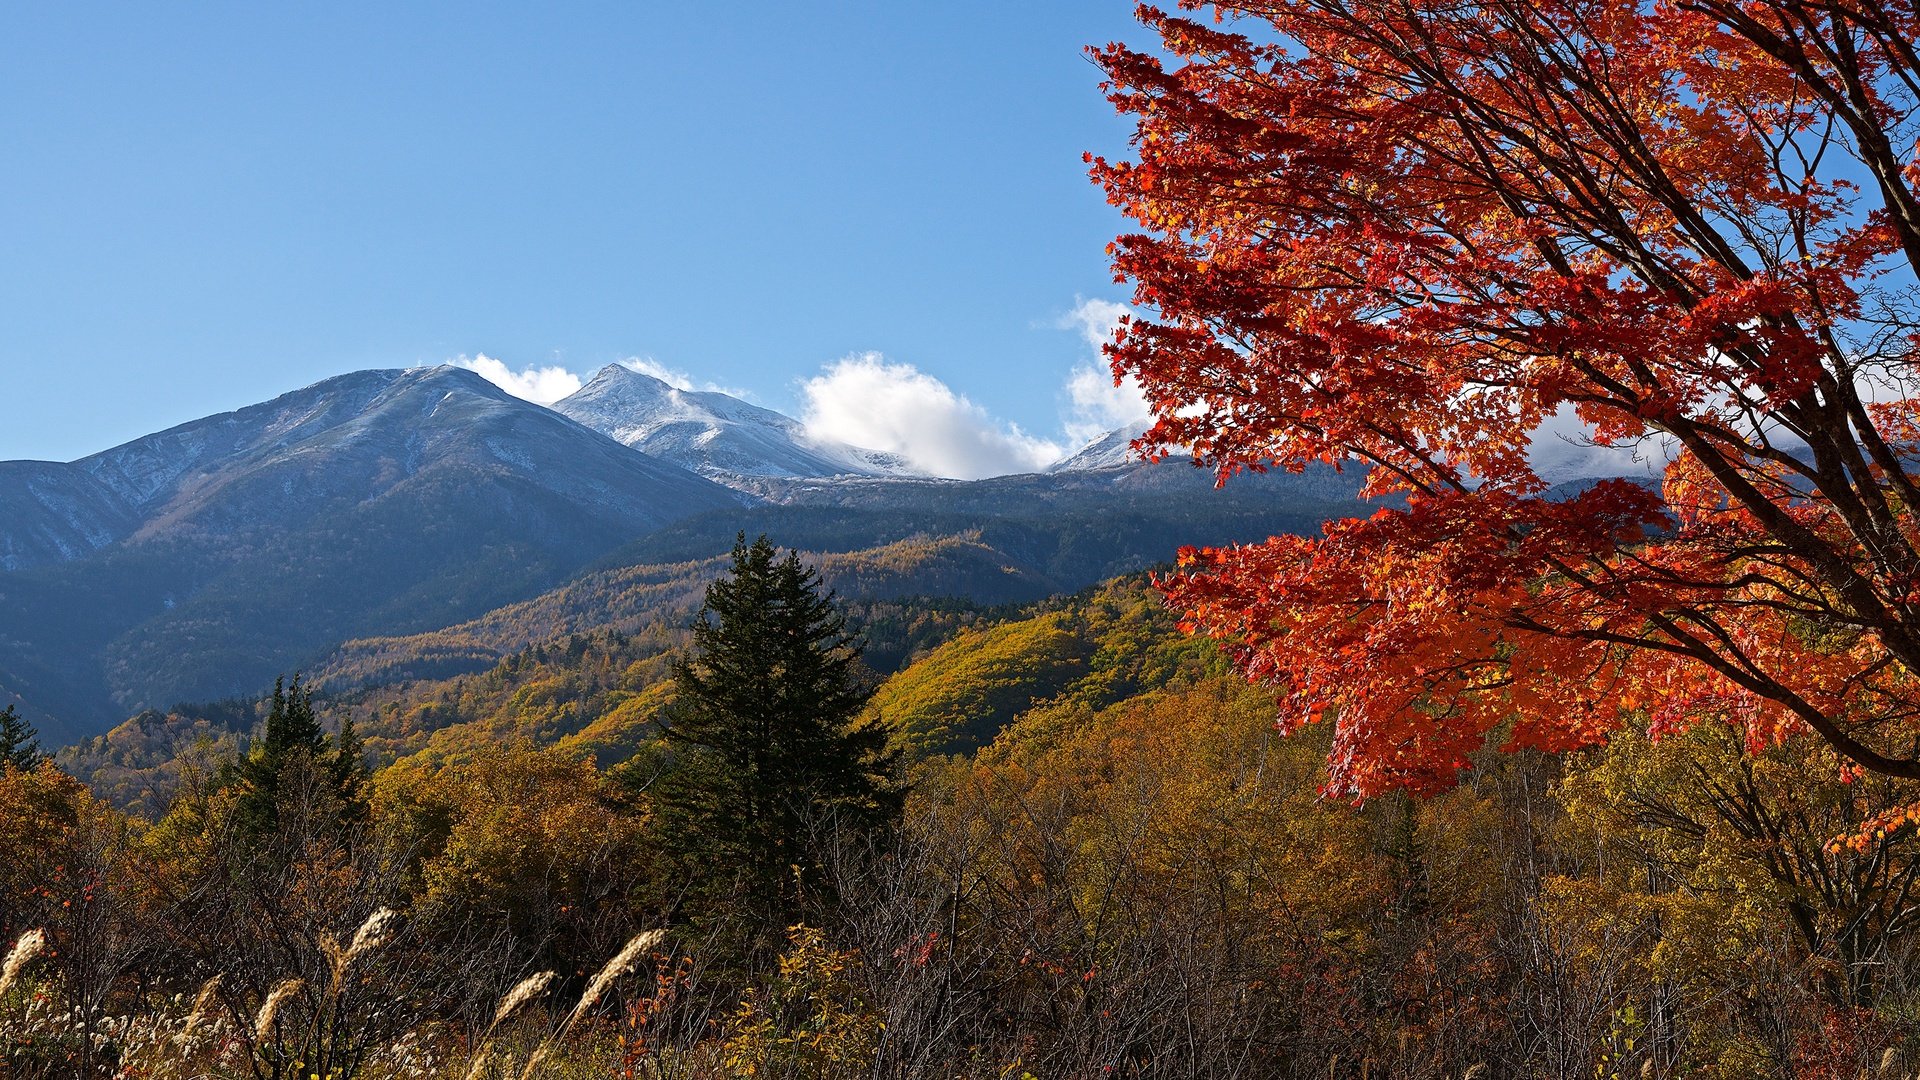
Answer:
[{"left": 0, "top": 362, "right": 1367, "bottom": 744}]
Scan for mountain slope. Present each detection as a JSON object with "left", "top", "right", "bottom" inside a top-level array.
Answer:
[
  {"left": 0, "top": 462, "right": 141, "bottom": 571},
  {"left": 1049, "top": 428, "right": 1141, "bottom": 472},
  {"left": 0, "top": 366, "right": 743, "bottom": 738},
  {"left": 75, "top": 368, "right": 414, "bottom": 517},
  {"left": 552, "top": 364, "right": 914, "bottom": 479},
  {"left": 289, "top": 456, "right": 1372, "bottom": 746},
  {"left": 310, "top": 532, "right": 1053, "bottom": 692}
]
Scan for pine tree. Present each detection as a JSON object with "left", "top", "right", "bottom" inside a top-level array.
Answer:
[
  {"left": 657, "top": 535, "right": 900, "bottom": 926},
  {"left": 329, "top": 713, "right": 370, "bottom": 824},
  {"left": 229, "top": 674, "right": 353, "bottom": 836},
  {"left": 0, "top": 705, "right": 44, "bottom": 772}
]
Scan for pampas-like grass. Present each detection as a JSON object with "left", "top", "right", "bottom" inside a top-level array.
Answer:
[
  {"left": 177, "top": 973, "right": 224, "bottom": 1044},
  {"left": 323, "top": 907, "right": 402, "bottom": 989},
  {"left": 516, "top": 929, "right": 666, "bottom": 1080},
  {"left": 254, "top": 977, "right": 303, "bottom": 1039},
  {"left": 462, "top": 970, "right": 558, "bottom": 1080},
  {"left": 491, "top": 971, "right": 557, "bottom": 1031},
  {"left": 0, "top": 929, "right": 47, "bottom": 998},
  {"left": 561, "top": 929, "right": 664, "bottom": 1039},
  {"left": 347, "top": 907, "right": 399, "bottom": 959},
  {"left": 516, "top": 1042, "right": 555, "bottom": 1079}
]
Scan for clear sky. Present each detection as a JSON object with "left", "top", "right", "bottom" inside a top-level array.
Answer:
[{"left": 0, "top": 2, "right": 1155, "bottom": 470}]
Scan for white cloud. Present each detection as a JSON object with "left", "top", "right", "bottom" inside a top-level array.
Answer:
[
  {"left": 452, "top": 354, "right": 582, "bottom": 404},
  {"left": 800, "top": 354, "right": 1065, "bottom": 480},
  {"left": 616, "top": 357, "right": 694, "bottom": 391},
  {"left": 616, "top": 356, "right": 754, "bottom": 399},
  {"left": 1064, "top": 364, "right": 1152, "bottom": 445},
  {"left": 1057, "top": 298, "right": 1154, "bottom": 447},
  {"left": 1526, "top": 404, "right": 1678, "bottom": 484},
  {"left": 1061, "top": 296, "right": 1135, "bottom": 354}
]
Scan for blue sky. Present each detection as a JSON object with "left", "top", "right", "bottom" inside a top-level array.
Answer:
[{"left": 0, "top": 2, "right": 1153, "bottom": 469}]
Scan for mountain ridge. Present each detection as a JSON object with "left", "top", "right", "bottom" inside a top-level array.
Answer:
[
  {"left": 2, "top": 360, "right": 1613, "bottom": 747},
  {"left": 552, "top": 364, "right": 918, "bottom": 481},
  {"left": 0, "top": 365, "right": 745, "bottom": 738}
]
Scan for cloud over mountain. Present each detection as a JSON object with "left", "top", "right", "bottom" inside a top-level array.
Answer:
[
  {"left": 799, "top": 354, "right": 1064, "bottom": 481},
  {"left": 453, "top": 354, "right": 583, "bottom": 404},
  {"left": 1058, "top": 297, "right": 1153, "bottom": 446},
  {"left": 453, "top": 303, "right": 1167, "bottom": 482}
]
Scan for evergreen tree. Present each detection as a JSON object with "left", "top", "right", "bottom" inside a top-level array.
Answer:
[
  {"left": 658, "top": 535, "right": 900, "bottom": 926},
  {"left": 0, "top": 704, "right": 44, "bottom": 772},
  {"left": 230, "top": 674, "right": 363, "bottom": 836},
  {"left": 329, "top": 713, "right": 370, "bottom": 824}
]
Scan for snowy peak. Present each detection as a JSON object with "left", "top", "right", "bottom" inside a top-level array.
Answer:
[
  {"left": 0, "top": 365, "right": 740, "bottom": 572},
  {"left": 552, "top": 364, "right": 917, "bottom": 481},
  {"left": 561, "top": 364, "right": 801, "bottom": 439},
  {"left": 76, "top": 368, "right": 412, "bottom": 513},
  {"left": 1049, "top": 428, "right": 1143, "bottom": 472}
]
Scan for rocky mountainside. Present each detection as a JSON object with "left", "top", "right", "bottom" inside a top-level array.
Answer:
[
  {"left": 551, "top": 364, "right": 915, "bottom": 480},
  {"left": 0, "top": 462, "right": 141, "bottom": 572}
]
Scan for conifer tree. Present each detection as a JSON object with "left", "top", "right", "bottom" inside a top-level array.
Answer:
[
  {"left": 658, "top": 535, "right": 900, "bottom": 925},
  {"left": 230, "top": 674, "right": 364, "bottom": 836},
  {"left": 329, "top": 713, "right": 370, "bottom": 824},
  {"left": 0, "top": 705, "right": 44, "bottom": 772}
]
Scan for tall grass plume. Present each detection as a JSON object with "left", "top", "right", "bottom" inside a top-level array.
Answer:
[
  {"left": 254, "top": 977, "right": 303, "bottom": 1039},
  {"left": 517, "top": 930, "right": 665, "bottom": 1080},
  {"left": 178, "top": 973, "right": 224, "bottom": 1044},
  {"left": 491, "top": 970, "right": 557, "bottom": 1031},
  {"left": 0, "top": 928, "right": 47, "bottom": 998}
]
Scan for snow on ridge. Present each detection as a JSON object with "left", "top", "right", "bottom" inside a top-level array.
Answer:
[{"left": 552, "top": 364, "right": 921, "bottom": 482}]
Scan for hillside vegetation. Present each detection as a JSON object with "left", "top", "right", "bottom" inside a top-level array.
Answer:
[
  {"left": 15, "top": 552, "right": 1920, "bottom": 1078},
  {"left": 864, "top": 576, "right": 1227, "bottom": 755}
]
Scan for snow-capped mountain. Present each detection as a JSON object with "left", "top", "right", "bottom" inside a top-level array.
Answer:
[
  {"left": 0, "top": 365, "right": 743, "bottom": 736},
  {"left": 1050, "top": 428, "right": 1143, "bottom": 472},
  {"left": 1526, "top": 409, "right": 1676, "bottom": 487},
  {"left": 551, "top": 364, "right": 917, "bottom": 481},
  {"left": 0, "top": 366, "right": 739, "bottom": 565}
]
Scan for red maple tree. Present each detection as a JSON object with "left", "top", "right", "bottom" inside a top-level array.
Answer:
[{"left": 1090, "top": 0, "right": 1920, "bottom": 796}]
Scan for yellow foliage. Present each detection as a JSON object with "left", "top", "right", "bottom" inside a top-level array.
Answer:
[
  {"left": 720, "top": 925, "right": 881, "bottom": 1080},
  {"left": 954, "top": 674, "right": 1390, "bottom": 951},
  {"left": 372, "top": 744, "right": 659, "bottom": 944}
]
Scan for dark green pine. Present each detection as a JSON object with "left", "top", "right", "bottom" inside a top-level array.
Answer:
[
  {"left": 230, "top": 674, "right": 331, "bottom": 835},
  {"left": 656, "top": 534, "right": 901, "bottom": 929},
  {"left": 0, "top": 704, "right": 44, "bottom": 773}
]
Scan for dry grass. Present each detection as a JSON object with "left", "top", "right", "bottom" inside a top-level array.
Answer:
[
  {"left": 0, "top": 928, "right": 47, "bottom": 998},
  {"left": 253, "top": 976, "right": 304, "bottom": 1039}
]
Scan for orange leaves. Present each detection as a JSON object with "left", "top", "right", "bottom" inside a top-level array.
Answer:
[
  {"left": 1098, "top": 0, "right": 1920, "bottom": 792},
  {"left": 1830, "top": 800, "right": 1920, "bottom": 855},
  {"left": 1093, "top": 0, "right": 1898, "bottom": 485},
  {"left": 1161, "top": 484, "right": 1667, "bottom": 796}
]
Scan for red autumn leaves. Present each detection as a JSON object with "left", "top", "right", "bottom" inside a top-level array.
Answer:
[{"left": 1092, "top": 0, "right": 1920, "bottom": 794}]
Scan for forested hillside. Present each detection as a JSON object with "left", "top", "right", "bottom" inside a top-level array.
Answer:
[
  {"left": 18, "top": 549, "right": 1920, "bottom": 1077},
  {"left": 61, "top": 569, "right": 1204, "bottom": 810}
]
